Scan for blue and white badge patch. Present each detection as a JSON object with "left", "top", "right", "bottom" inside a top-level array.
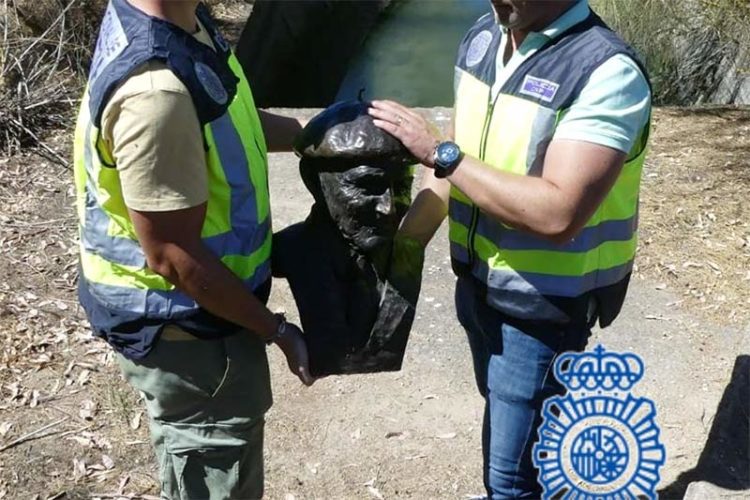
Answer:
[
  {"left": 466, "top": 30, "right": 493, "bottom": 68},
  {"left": 195, "top": 62, "right": 228, "bottom": 105},
  {"left": 533, "top": 345, "right": 666, "bottom": 499},
  {"left": 89, "top": 2, "right": 129, "bottom": 85},
  {"left": 520, "top": 75, "right": 560, "bottom": 103}
]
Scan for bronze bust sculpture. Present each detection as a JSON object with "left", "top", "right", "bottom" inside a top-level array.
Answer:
[{"left": 273, "top": 101, "right": 424, "bottom": 376}]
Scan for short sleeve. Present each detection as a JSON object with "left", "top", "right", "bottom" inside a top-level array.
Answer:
[
  {"left": 554, "top": 54, "right": 651, "bottom": 154},
  {"left": 104, "top": 69, "right": 208, "bottom": 212}
]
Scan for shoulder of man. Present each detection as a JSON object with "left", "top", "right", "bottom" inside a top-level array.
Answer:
[
  {"left": 456, "top": 12, "right": 497, "bottom": 63},
  {"left": 102, "top": 60, "right": 209, "bottom": 213},
  {"left": 581, "top": 13, "right": 651, "bottom": 89},
  {"left": 101, "top": 61, "right": 196, "bottom": 146},
  {"left": 112, "top": 61, "right": 192, "bottom": 99},
  {"left": 555, "top": 52, "right": 652, "bottom": 155}
]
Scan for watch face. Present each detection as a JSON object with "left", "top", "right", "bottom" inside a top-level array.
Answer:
[{"left": 438, "top": 142, "right": 461, "bottom": 165}]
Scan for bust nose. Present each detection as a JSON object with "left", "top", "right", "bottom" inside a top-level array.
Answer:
[{"left": 375, "top": 190, "right": 394, "bottom": 216}]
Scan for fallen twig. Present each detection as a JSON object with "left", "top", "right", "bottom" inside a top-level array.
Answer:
[
  {"left": 91, "top": 494, "right": 160, "bottom": 500},
  {"left": 8, "top": 117, "right": 70, "bottom": 168},
  {"left": 0, "top": 417, "right": 68, "bottom": 452},
  {"left": 57, "top": 422, "right": 98, "bottom": 438},
  {"left": 15, "top": 0, "right": 78, "bottom": 64}
]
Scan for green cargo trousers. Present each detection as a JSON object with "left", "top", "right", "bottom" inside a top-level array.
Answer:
[{"left": 116, "top": 327, "right": 273, "bottom": 500}]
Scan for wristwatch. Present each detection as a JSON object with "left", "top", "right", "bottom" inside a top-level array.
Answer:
[{"left": 433, "top": 141, "right": 463, "bottom": 178}]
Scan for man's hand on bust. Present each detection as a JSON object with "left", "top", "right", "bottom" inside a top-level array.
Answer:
[{"left": 368, "top": 100, "right": 443, "bottom": 167}]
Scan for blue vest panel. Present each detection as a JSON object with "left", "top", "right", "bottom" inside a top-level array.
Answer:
[{"left": 88, "top": 0, "right": 237, "bottom": 128}]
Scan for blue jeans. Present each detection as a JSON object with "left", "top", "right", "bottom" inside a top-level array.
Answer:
[{"left": 455, "top": 277, "right": 591, "bottom": 499}]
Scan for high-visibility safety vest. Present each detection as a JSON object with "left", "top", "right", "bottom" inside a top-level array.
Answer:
[
  {"left": 74, "top": 0, "right": 271, "bottom": 325},
  {"left": 451, "top": 13, "right": 651, "bottom": 326}
]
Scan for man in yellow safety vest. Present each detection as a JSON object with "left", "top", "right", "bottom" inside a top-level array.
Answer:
[
  {"left": 370, "top": 0, "right": 651, "bottom": 496},
  {"left": 74, "top": 0, "right": 313, "bottom": 497}
]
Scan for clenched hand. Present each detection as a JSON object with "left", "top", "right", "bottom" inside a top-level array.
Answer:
[{"left": 274, "top": 323, "right": 315, "bottom": 386}]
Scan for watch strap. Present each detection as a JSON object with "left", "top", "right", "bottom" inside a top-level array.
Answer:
[{"left": 265, "top": 313, "right": 287, "bottom": 345}]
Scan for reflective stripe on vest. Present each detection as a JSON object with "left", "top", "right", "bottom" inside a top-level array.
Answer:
[
  {"left": 449, "top": 17, "right": 649, "bottom": 313},
  {"left": 74, "top": 53, "right": 271, "bottom": 318}
]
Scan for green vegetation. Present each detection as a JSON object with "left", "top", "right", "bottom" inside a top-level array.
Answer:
[
  {"left": 592, "top": 0, "right": 750, "bottom": 105},
  {"left": 0, "top": 0, "right": 104, "bottom": 158}
]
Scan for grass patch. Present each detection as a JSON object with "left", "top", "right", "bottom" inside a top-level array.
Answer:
[{"left": 592, "top": 0, "right": 750, "bottom": 105}]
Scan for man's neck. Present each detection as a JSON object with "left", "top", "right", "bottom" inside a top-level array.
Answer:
[
  {"left": 509, "top": 1, "right": 577, "bottom": 50},
  {"left": 128, "top": 0, "right": 200, "bottom": 33}
]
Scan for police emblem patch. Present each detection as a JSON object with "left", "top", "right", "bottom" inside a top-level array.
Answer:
[
  {"left": 194, "top": 62, "right": 228, "bottom": 105},
  {"left": 533, "top": 345, "right": 666, "bottom": 499},
  {"left": 466, "top": 30, "right": 493, "bottom": 68}
]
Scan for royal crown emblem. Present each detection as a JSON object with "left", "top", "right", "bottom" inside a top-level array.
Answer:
[{"left": 533, "top": 345, "right": 666, "bottom": 499}]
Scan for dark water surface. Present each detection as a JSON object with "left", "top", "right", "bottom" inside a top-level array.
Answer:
[{"left": 336, "top": 0, "right": 492, "bottom": 107}]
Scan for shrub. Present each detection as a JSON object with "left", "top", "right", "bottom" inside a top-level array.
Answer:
[
  {"left": 592, "top": 0, "right": 750, "bottom": 105},
  {"left": 0, "top": 0, "right": 105, "bottom": 158}
]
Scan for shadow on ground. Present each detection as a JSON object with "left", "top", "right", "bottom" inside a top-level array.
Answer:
[
  {"left": 661, "top": 105, "right": 750, "bottom": 121},
  {"left": 659, "top": 355, "right": 750, "bottom": 499}
]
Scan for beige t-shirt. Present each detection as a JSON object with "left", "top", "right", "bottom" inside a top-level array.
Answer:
[{"left": 100, "top": 23, "right": 215, "bottom": 212}]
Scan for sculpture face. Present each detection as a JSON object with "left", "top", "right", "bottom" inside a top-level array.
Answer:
[
  {"left": 323, "top": 164, "right": 413, "bottom": 253},
  {"left": 301, "top": 160, "right": 412, "bottom": 254},
  {"left": 295, "top": 100, "right": 416, "bottom": 255}
]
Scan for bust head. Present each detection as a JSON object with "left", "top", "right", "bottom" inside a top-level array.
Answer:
[{"left": 296, "top": 101, "right": 416, "bottom": 255}]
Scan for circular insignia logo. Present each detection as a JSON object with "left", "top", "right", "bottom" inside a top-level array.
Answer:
[
  {"left": 466, "top": 30, "right": 493, "bottom": 68},
  {"left": 571, "top": 425, "right": 629, "bottom": 484},
  {"left": 194, "top": 62, "right": 228, "bottom": 105}
]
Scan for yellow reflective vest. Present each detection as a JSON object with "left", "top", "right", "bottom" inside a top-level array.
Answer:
[
  {"left": 74, "top": 0, "right": 271, "bottom": 324},
  {"left": 450, "top": 13, "right": 650, "bottom": 326}
]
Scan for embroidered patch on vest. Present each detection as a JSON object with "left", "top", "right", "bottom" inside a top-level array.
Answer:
[
  {"left": 89, "top": 3, "right": 129, "bottom": 85},
  {"left": 195, "top": 62, "right": 228, "bottom": 105},
  {"left": 466, "top": 30, "right": 493, "bottom": 68},
  {"left": 519, "top": 75, "right": 559, "bottom": 103}
]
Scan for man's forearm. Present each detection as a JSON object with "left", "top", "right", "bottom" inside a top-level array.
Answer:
[
  {"left": 447, "top": 155, "right": 574, "bottom": 240},
  {"left": 446, "top": 138, "right": 626, "bottom": 243},
  {"left": 369, "top": 101, "right": 626, "bottom": 244},
  {"left": 398, "top": 171, "right": 451, "bottom": 247},
  {"left": 150, "top": 242, "right": 278, "bottom": 338},
  {"left": 258, "top": 109, "right": 306, "bottom": 153}
]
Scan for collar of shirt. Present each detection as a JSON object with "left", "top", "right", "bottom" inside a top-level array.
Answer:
[
  {"left": 194, "top": 18, "right": 216, "bottom": 51},
  {"left": 491, "top": 0, "right": 590, "bottom": 98}
]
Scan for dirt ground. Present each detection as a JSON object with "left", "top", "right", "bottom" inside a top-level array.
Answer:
[
  {"left": 635, "top": 107, "right": 750, "bottom": 326},
  {"left": 0, "top": 104, "right": 747, "bottom": 499}
]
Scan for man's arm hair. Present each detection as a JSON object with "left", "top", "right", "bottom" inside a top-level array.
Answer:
[
  {"left": 446, "top": 140, "right": 626, "bottom": 243},
  {"left": 128, "top": 203, "right": 278, "bottom": 338}
]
